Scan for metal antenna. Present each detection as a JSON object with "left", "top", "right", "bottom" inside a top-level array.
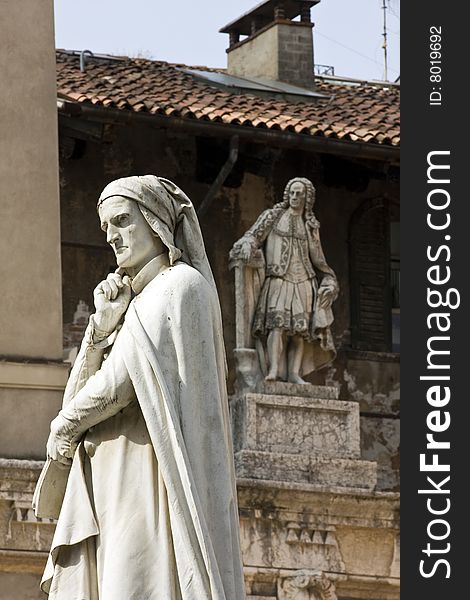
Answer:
[{"left": 381, "top": 0, "right": 388, "bottom": 81}]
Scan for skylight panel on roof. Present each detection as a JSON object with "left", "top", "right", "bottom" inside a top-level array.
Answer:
[{"left": 181, "top": 69, "right": 328, "bottom": 103}]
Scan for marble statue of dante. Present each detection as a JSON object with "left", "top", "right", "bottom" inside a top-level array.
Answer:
[
  {"left": 231, "top": 178, "right": 338, "bottom": 384},
  {"left": 41, "top": 176, "right": 246, "bottom": 599}
]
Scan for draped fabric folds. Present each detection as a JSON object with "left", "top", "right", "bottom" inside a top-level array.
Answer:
[{"left": 41, "top": 259, "right": 245, "bottom": 596}]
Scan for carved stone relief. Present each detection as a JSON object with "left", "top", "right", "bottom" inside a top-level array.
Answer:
[
  {"left": 285, "top": 524, "right": 345, "bottom": 573},
  {"left": 278, "top": 571, "right": 338, "bottom": 600},
  {"left": 11, "top": 500, "right": 55, "bottom": 525}
]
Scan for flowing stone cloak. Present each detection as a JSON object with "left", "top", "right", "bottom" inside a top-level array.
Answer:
[{"left": 41, "top": 262, "right": 245, "bottom": 600}]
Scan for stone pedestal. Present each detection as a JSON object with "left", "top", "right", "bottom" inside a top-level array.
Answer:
[
  {"left": 231, "top": 382, "right": 377, "bottom": 490},
  {"left": 230, "top": 381, "right": 398, "bottom": 599}
]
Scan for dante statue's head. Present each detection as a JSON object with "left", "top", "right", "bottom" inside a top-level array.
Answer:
[
  {"left": 96, "top": 175, "right": 217, "bottom": 287},
  {"left": 98, "top": 194, "right": 165, "bottom": 275}
]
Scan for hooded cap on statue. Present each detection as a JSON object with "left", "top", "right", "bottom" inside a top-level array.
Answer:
[{"left": 97, "top": 175, "right": 216, "bottom": 293}]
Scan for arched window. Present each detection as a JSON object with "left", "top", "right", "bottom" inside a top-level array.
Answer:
[{"left": 349, "top": 198, "right": 400, "bottom": 352}]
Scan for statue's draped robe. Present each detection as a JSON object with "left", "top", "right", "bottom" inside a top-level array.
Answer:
[{"left": 42, "top": 260, "right": 245, "bottom": 600}]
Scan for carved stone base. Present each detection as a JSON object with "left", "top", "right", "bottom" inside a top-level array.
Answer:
[
  {"left": 232, "top": 392, "right": 360, "bottom": 457},
  {"left": 257, "top": 380, "right": 340, "bottom": 400},
  {"left": 231, "top": 385, "right": 376, "bottom": 490},
  {"left": 236, "top": 450, "right": 376, "bottom": 490}
]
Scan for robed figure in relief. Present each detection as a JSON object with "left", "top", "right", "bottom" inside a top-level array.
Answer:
[
  {"left": 39, "top": 176, "right": 246, "bottom": 600},
  {"left": 231, "top": 178, "right": 338, "bottom": 384}
]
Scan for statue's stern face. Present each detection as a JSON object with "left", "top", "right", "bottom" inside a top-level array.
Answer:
[
  {"left": 288, "top": 181, "right": 307, "bottom": 212},
  {"left": 98, "top": 196, "right": 164, "bottom": 273}
]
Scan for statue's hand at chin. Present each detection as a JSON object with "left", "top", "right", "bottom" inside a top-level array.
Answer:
[{"left": 93, "top": 271, "right": 132, "bottom": 337}]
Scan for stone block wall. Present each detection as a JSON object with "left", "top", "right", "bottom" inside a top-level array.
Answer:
[
  {"left": 227, "top": 22, "right": 315, "bottom": 89},
  {"left": 277, "top": 23, "right": 315, "bottom": 88}
]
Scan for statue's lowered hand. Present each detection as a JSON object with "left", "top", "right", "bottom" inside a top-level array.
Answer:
[
  {"left": 46, "top": 415, "right": 76, "bottom": 466},
  {"left": 93, "top": 271, "right": 132, "bottom": 336},
  {"left": 318, "top": 286, "right": 334, "bottom": 309}
]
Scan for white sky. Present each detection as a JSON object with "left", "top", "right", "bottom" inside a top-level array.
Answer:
[{"left": 53, "top": 0, "right": 400, "bottom": 82}]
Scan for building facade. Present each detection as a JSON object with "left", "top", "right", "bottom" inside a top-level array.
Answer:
[{"left": 0, "top": 2, "right": 399, "bottom": 598}]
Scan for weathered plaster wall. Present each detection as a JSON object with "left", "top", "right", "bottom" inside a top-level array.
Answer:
[
  {"left": 324, "top": 353, "right": 400, "bottom": 490},
  {"left": 0, "top": 0, "right": 67, "bottom": 460},
  {"left": 0, "top": 0, "right": 62, "bottom": 360}
]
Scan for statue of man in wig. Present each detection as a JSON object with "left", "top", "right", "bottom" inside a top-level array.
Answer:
[
  {"left": 231, "top": 177, "right": 338, "bottom": 384},
  {"left": 37, "top": 176, "right": 246, "bottom": 600}
]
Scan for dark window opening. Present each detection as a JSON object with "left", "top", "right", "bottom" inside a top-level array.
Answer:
[
  {"left": 195, "top": 137, "right": 244, "bottom": 187},
  {"left": 350, "top": 198, "right": 399, "bottom": 353}
]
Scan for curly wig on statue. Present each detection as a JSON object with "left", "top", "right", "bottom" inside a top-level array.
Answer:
[{"left": 273, "top": 177, "right": 319, "bottom": 228}]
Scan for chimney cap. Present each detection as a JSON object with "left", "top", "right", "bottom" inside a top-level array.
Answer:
[{"left": 220, "top": 0, "right": 320, "bottom": 35}]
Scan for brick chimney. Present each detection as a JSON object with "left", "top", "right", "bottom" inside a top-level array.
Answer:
[{"left": 220, "top": 0, "right": 320, "bottom": 90}]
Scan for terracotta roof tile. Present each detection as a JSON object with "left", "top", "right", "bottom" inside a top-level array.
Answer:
[{"left": 56, "top": 51, "right": 400, "bottom": 148}]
